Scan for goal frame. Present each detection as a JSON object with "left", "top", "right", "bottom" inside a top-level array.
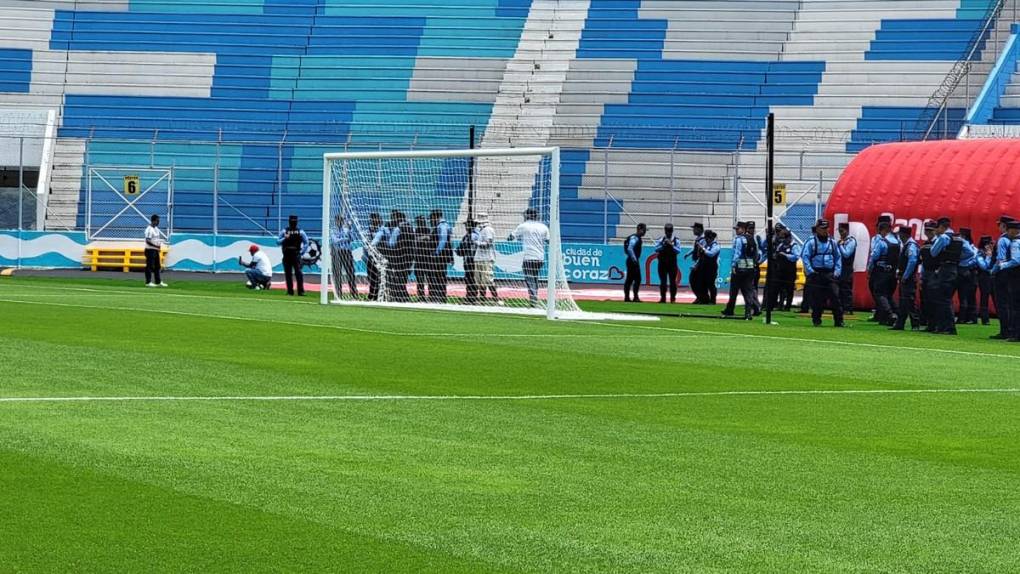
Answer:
[{"left": 320, "top": 146, "right": 563, "bottom": 319}]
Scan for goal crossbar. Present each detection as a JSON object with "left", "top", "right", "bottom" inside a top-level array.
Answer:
[{"left": 323, "top": 147, "right": 558, "bottom": 162}]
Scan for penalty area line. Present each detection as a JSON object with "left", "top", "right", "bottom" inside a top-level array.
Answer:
[{"left": 1, "top": 388, "right": 1018, "bottom": 404}]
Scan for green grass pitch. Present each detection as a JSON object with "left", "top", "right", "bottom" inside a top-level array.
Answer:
[{"left": 1, "top": 275, "right": 1018, "bottom": 572}]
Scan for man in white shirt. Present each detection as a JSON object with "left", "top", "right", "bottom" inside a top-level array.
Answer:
[
  {"left": 509, "top": 208, "right": 550, "bottom": 307},
  {"left": 473, "top": 212, "right": 498, "bottom": 302},
  {"left": 240, "top": 245, "right": 273, "bottom": 290},
  {"left": 144, "top": 214, "right": 167, "bottom": 287}
]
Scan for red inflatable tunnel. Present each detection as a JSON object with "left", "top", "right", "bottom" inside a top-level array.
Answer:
[{"left": 825, "top": 139, "right": 1020, "bottom": 310}]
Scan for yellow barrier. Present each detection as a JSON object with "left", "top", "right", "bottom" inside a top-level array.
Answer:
[
  {"left": 758, "top": 261, "right": 807, "bottom": 290},
  {"left": 84, "top": 242, "right": 168, "bottom": 273}
]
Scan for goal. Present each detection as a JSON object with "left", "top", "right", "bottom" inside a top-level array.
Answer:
[{"left": 319, "top": 147, "right": 581, "bottom": 319}]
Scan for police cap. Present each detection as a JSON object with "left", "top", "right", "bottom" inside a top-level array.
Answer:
[
  {"left": 815, "top": 219, "right": 830, "bottom": 229},
  {"left": 877, "top": 215, "right": 892, "bottom": 224},
  {"left": 837, "top": 222, "right": 849, "bottom": 231},
  {"left": 937, "top": 217, "right": 952, "bottom": 227},
  {"left": 923, "top": 219, "right": 938, "bottom": 230},
  {"left": 1000, "top": 215, "right": 1016, "bottom": 225},
  {"left": 1008, "top": 221, "right": 1020, "bottom": 231}
]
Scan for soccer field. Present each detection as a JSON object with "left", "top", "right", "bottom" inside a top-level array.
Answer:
[{"left": 1, "top": 276, "right": 1018, "bottom": 572}]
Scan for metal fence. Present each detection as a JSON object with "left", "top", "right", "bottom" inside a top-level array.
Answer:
[{"left": 0, "top": 127, "right": 886, "bottom": 246}]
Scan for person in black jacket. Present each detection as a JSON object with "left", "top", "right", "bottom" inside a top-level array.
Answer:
[
  {"left": 429, "top": 210, "right": 453, "bottom": 303},
  {"left": 412, "top": 215, "right": 432, "bottom": 301},
  {"left": 276, "top": 214, "right": 308, "bottom": 296},
  {"left": 623, "top": 223, "right": 647, "bottom": 302},
  {"left": 456, "top": 219, "right": 478, "bottom": 304},
  {"left": 654, "top": 223, "right": 681, "bottom": 303}
]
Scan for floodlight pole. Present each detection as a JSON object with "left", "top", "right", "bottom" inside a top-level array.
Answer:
[{"left": 764, "top": 113, "right": 776, "bottom": 326}]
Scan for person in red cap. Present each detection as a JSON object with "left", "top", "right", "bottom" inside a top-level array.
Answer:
[{"left": 239, "top": 244, "right": 273, "bottom": 290}]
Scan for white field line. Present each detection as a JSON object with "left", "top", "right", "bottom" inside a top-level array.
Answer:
[
  {"left": 0, "top": 297, "right": 696, "bottom": 339},
  {"left": 1, "top": 388, "right": 1018, "bottom": 404},
  {"left": 3, "top": 285, "right": 1020, "bottom": 361},
  {"left": 588, "top": 320, "right": 1020, "bottom": 361}
]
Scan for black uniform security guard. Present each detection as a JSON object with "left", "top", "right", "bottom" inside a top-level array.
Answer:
[
  {"left": 930, "top": 217, "right": 963, "bottom": 335},
  {"left": 919, "top": 221, "right": 938, "bottom": 330},
  {"left": 769, "top": 224, "right": 798, "bottom": 312},
  {"left": 837, "top": 222, "right": 857, "bottom": 315},
  {"left": 868, "top": 218, "right": 900, "bottom": 325},
  {"left": 277, "top": 214, "right": 308, "bottom": 296},
  {"left": 623, "top": 223, "right": 647, "bottom": 302},
  {"left": 891, "top": 226, "right": 921, "bottom": 331}
]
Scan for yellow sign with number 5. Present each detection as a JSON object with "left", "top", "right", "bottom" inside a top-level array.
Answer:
[{"left": 772, "top": 183, "right": 787, "bottom": 206}]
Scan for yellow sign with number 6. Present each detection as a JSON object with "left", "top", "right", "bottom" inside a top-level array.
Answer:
[{"left": 124, "top": 175, "right": 140, "bottom": 196}]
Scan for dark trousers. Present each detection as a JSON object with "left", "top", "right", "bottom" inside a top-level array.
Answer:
[
  {"left": 978, "top": 271, "right": 993, "bottom": 324},
  {"left": 920, "top": 274, "right": 936, "bottom": 329},
  {"left": 387, "top": 265, "right": 410, "bottom": 302},
  {"left": 993, "top": 272, "right": 1012, "bottom": 337},
  {"left": 624, "top": 259, "right": 641, "bottom": 301},
  {"left": 523, "top": 260, "right": 543, "bottom": 306},
  {"left": 723, "top": 269, "right": 756, "bottom": 317},
  {"left": 144, "top": 248, "right": 161, "bottom": 284},
  {"left": 331, "top": 250, "right": 357, "bottom": 297},
  {"left": 658, "top": 263, "right": 678, "bottom": 302},
  {"left": 689, "top": 264, "right": 704, "bottom": 303},
  {"left": 768, "top": 273, "right": 796, "bottom": 312},
  {"left": 245, "top": 269, "right": 271, "bottom": 288},
  {"left": 703, "top": 263, "right": 718, "bottom": 304},
  {"left": 750, "top": 266, "right": 762, "bottom": 313},
  {"left": 955, "top": 267, "right": 977, "bottom": 323},
  {"left": 893, "top": 278, "right": 920, "bottom": 329},
  {"left": 800, "top": 280, "right": 813, "bottom": 313},
  {"left": 367, "top": 258, "right": 381, "bottom": 300},
  {"left": 808, "top": 271, "right": 844, "bottom": 326},
  {"left": 428, "top": 257, "right": 450, "bottom": 303},
  {"left": 1009, "top": 269, "right": 1020, "bottom": 339},
  {"left": 838, "top": 274, "right": 854, "bottom": 314},
  {"left": 933, "top": 265, "right": 959, "bottom": 334},
  {"left": 463, "top": 259, "right": 478, "bottom": 304},
  {"left": 869, "top": 269, "right": 896, "bottom": 323},
  {"left": 282, "top": 250, "right": 304, "bottom": 295}
]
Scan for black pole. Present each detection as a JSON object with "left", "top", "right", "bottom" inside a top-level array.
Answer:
[
  {"left": 764, "top": 112, "right": 775, "bottom": 326},
  {"left": 468, "top": 125, "right": 476, "bottom": 222}
]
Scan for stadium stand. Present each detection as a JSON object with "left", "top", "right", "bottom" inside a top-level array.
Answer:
[{"left": 0, "top": 0, "right": 1014, "bottom": 243}]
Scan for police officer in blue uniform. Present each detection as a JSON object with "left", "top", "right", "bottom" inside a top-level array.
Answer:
[
  {"left": 721, "top": 221, "right": 758, "bottom": 320},
  {"left": 954, "top": 227, "right": 979, "bottom": 324},
  {"left": 654, "top": 223, "right": 682, "bottom": 303},
  {"left": 687, "top": 222, "right": 707, "bottom": 303},
  {"left": 991, "top": 216, "right": 1015, "bottom": 339},
  {"left": 992, "top": 219, "right": 1020, "bottom": 341},
  {"left": 837, "top": 222, "right": 857, "bottom": 315},
  {"left": 918, "top": 220, "right": 938, "bottom": 331},
  {"left": 1004, "top": 221, "right": 1020, "bottom": 341},
  {"left": 698, "top": 230, "right": 721, "bottom": 304},
  {"left": 623, "top": 223, "right": 647, "bottom": 302},
  {"left": 801, "top": 219, "right": 844, "bottom": 327},
  {"left": 330, "top": 214, "right": 358, "bottom": 298},
  {"left": 976, "top": 235, "right": 995, "bottom": 325},
  {"left": 929, "top": 217, "right": 963, "bottom": 335},
  {"left": 890, "top": 225, "right": 920, "bottom": 331},
  {"left": 768, "top": 223, "right": 800, "bottom": 312},
  {"left": 867, "top": 217, "right": 900, "bottom": 326}
]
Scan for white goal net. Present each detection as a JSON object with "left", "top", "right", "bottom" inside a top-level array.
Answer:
[{"left": 320, "top": 147, "right": 582, "bottom": 319}]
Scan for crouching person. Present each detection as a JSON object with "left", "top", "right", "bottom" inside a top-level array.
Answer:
[{"left": 240, "top": 245, "right": 273, "bottom": 290}]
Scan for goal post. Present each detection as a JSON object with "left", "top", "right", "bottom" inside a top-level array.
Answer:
[{"left": 320, "top": 146, "right": 581, "bottom": 319}]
